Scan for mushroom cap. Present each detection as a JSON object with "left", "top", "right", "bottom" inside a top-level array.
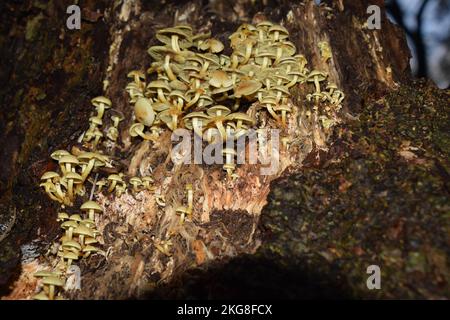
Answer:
[
  {"left": 261, "top": 96, "right": 278, "bottom": 105},
  {"left": 169, "top": 90, "right": 187, "bottom": 101},
  {"left": 57, "top": 212, "right": 69, "bottom": 220},
  {"left": 81, "top": 219, "right": 95, "bottom": 228},
  {"left": 42, "top": 276, "right": 65, "bottom": 287},
  {"left": 272, "top": 85, "right": 290, "bottom": 95},
  {"left": 127, "top": 70, "right": 146, "bottom": 80},
  {"left": 84, "top": 237, "right": 98, "bottom": 245},
  {"left": 65, "top": 171, "right": 82, "bottom": 183},
  {"left": 80, "top": 200, "right": 103, "bottom": 213},
  {"left": 82, "top": 245, "right": 98, "bottom": 253},
  {"left": 129, "top": 123, "right": 145, "bottom": 137},
  {"left": 308, "top": 70, "right": 327, "bottom": 81},
  {"left": 134, "top": 97, "right": 155, "bottom": 127},
  {"left": 62, "top": 251, "right": 79, "bottom": 261},
  {"left": 58, "top": 154, "right": 79, "bottom": 166},
  {"left": 196, "top": 53, "right": 221, "bottom": 66},
  {"left": 169, "top": 79, "right": 189, "bottom": 91},
  {"left": 274, "top": 104, "right": 292, "bottom": 112},
  {"left": 33, "top": 292, "right": 49, "bottom": 300},
  {"left": 107, "top": 174, "right": 123, "bottom": 182},
  {"left": 142, "top": 176, "right": 155, "bottom": 183},
  {"left": 256, "top": 21, "right": 274, "bottom": 29},
  {"left": 227, "top": 112, "right": 255, "bottom": 125},
  {"left": 41, "top": 171, "right": 60, "bottom": 180},
  {"left": 50, "top": 150, "right": 70, "bottom": 160},
  {"left": 278, "top": 41, "right": 296, "bottom": 56},
  {"left": 34, "top": 270, "right": 62, "bottom": 278},
  {"left": 182, "top": 111, "right": 209, "bottom": 120},
  {"left": 268, "top": 24, "right": 289, "bottom": 35},
  {"left": 207, "top": 105, "right": 231, "bottom": 117},
  {"left": 157, "top": 27, "right": 191, "bottom": 39},
  {"left": 62, "top": 240, "right": 82, "bottom": 251},
  {"left": 61, "top": 220, "right": 78, "bottom": 230},
  {"left": 326, "top": 82, "right": 338, "bottom": 90},
  {"left": 73, "top": 225, "right": 95, "bottom": 238},
  {"left": 234, "top": 80, "right": 262, "bottom": 98},
  {"left": 91, "top": 96, "right": 112, "bottom": 107},
  {"left": 147, "top": 80, "right": 171, "bottom": 91},
  {"left": 129, "top": 177, "right": 143, "bottom": 184},
  {"left": 209, "top": 70, "right": 232, "bottom": 88},
  {"left": 69, "top": 214, "right": 82, "bottom": 222},
  {"left": 199, "top": 38, "right": 224, "bottom": 53},
  {"left": 152, "top": 101, "right": 171, "bottom": 112}
]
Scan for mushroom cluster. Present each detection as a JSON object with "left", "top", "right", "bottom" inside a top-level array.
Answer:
[
  {"left": 34, "top": 21, "right": 345, "bottom": 300},
  {"left": 33, "top": 200, "right": 102, "bottom": 300},
  {"left": 126, "top": 22, "right": 344, "bottom": 177},
  {"left": 40, "top": 150, "right": 111, "bottom": 206}
]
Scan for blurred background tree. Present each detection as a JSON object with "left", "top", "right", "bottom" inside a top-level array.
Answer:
[{"left": 386, "top": 0, "right": 450, "bottom": 88}]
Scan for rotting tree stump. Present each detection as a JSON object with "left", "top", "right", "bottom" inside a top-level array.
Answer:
[{"left": 0, "top": 0, "right": 448, "bottom": 299}]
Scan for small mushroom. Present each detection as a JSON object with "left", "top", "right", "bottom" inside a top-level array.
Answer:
[
  {"left": 64, "top": 171, "right": 82, "bottom": 203},
  {"left": 206, "top": 105, "right": 232, "bottom": 141},
  {"left": 134, "top": 97, "right": 156, "bottom": 127},
  {"left": 306, "top": 70, "right": 327, "bottom": 93},
  {"left": 41, "top": 276, "right": 65, "bottom": 300},
  {"left": 58, "top": 154, "right": 79, "bottom": 175},
  {"left": 80, "top": 200, "right": 103, "bottom": 221},
  {"left": 73, "top": 225, "right": 95, "bottom": 247},
  {"left": 142, "top": 176, "right": 155, "bottom": 191},
  {"left": 61, "top": 251, "right": 79, "bottom": 268},
  {"left": 61, "top": 220, "right": 78, "bottom": 240},
  {"left": 129, "top": 123, "right": 157, "bottom": 141},
  {"left": 57, "top": 212, "right": 69, "bottom": 222},
  {"left": 82, "top": 245, "right": 98, "bottom": 258},
  {"left": 107, "top": 174, "right": 123, "bottom": 193},
  {"left": 91, "top": 96, "right": 112, "bottom": 119},
  {"left": 129, "top": 177, "right": 143, "bottom": 193}
]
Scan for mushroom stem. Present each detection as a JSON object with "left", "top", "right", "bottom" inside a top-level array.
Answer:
[
  {"left": 54, "top": 183, "right": 67, "bottom": 204},
  {"left": 262, "top": 57, "right": 269, "bottom": 69},
  {"left": 192, "top": 118, "right": 204, "bottom": 138},
  {"left": 79, "top": 235, "right": 85, "bottom": 247},
  {"left": 186, "top": 91, "right": 201, "bottom": 108},
  {"left": 231, "top": 54, "right": 239, "bottom": 69},
  {"left": 274, "top": 31, "right": 280, "bottom": 41},
  {"left": 243, "top": 43, "right": 253, "bottom": 64},
  {"left": 164, "top": 55, "right": 176, "bottom": 81},
  {"left": 274, "top": 47, "right": 282, "bottom": 65},
  {"left": 81, "top": 159, "right": 95, "bottom": 183},
  {"left": 108, "top": 180, "right": 117, "bottom": 193},
  {"left": 66, "top": 227, "right": 74, "bottom": 240},
  {"left": 88, "top": 209, "right": 95, "bottom": 221},
  {"left": 67, "top": 179, "right": 74, "bottom": 202},
  {"left": 266, "top": 104, "right": 281, "bottom": 122},
  {"left": 313, "top": 77, "right": 321, "bottom": 93},
  {"left": 286, "top": 75, "right": 299, "bottom": 88},
  {"left": 96, "top": 104, "right": 105, "bottom": 119},
  {"left": 215, "top": 121, "right": 227, "bottom": 141},
  {"left": 171, "top": 114, "right": 178, "bottom": 130},
  {"left": 171, "top": 35, "right": 180, "bottom": 53},
  {"left": 48, "top": 285, "right": 55, "bottom": 300}
]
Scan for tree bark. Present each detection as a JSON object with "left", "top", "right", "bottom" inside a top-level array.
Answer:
[{"left": 0, "top": 0, "right": 448, "bottom": 299}]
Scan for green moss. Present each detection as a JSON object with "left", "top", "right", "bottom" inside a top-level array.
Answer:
[
  {"left": 25, "top": 13, "right": 44, "bottom": 41},
  {"left": 259, "top": 81, "right": 450, "bottom": 299}
]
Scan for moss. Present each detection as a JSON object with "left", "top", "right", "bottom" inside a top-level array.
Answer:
[
  {"left": 25, "top": 13, "right": 44, "bottom": 41},
  {"left": 259, "top": 80, "right": 449, "bottom": 299}
]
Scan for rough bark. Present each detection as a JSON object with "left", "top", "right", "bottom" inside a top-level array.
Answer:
[{"left": 0, "top": 0, "right": 448, "bottom": 299}]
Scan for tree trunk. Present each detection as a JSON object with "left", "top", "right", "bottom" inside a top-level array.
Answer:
[{"left": 0, "top": 0, "right": 448, "bottom": 299}]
